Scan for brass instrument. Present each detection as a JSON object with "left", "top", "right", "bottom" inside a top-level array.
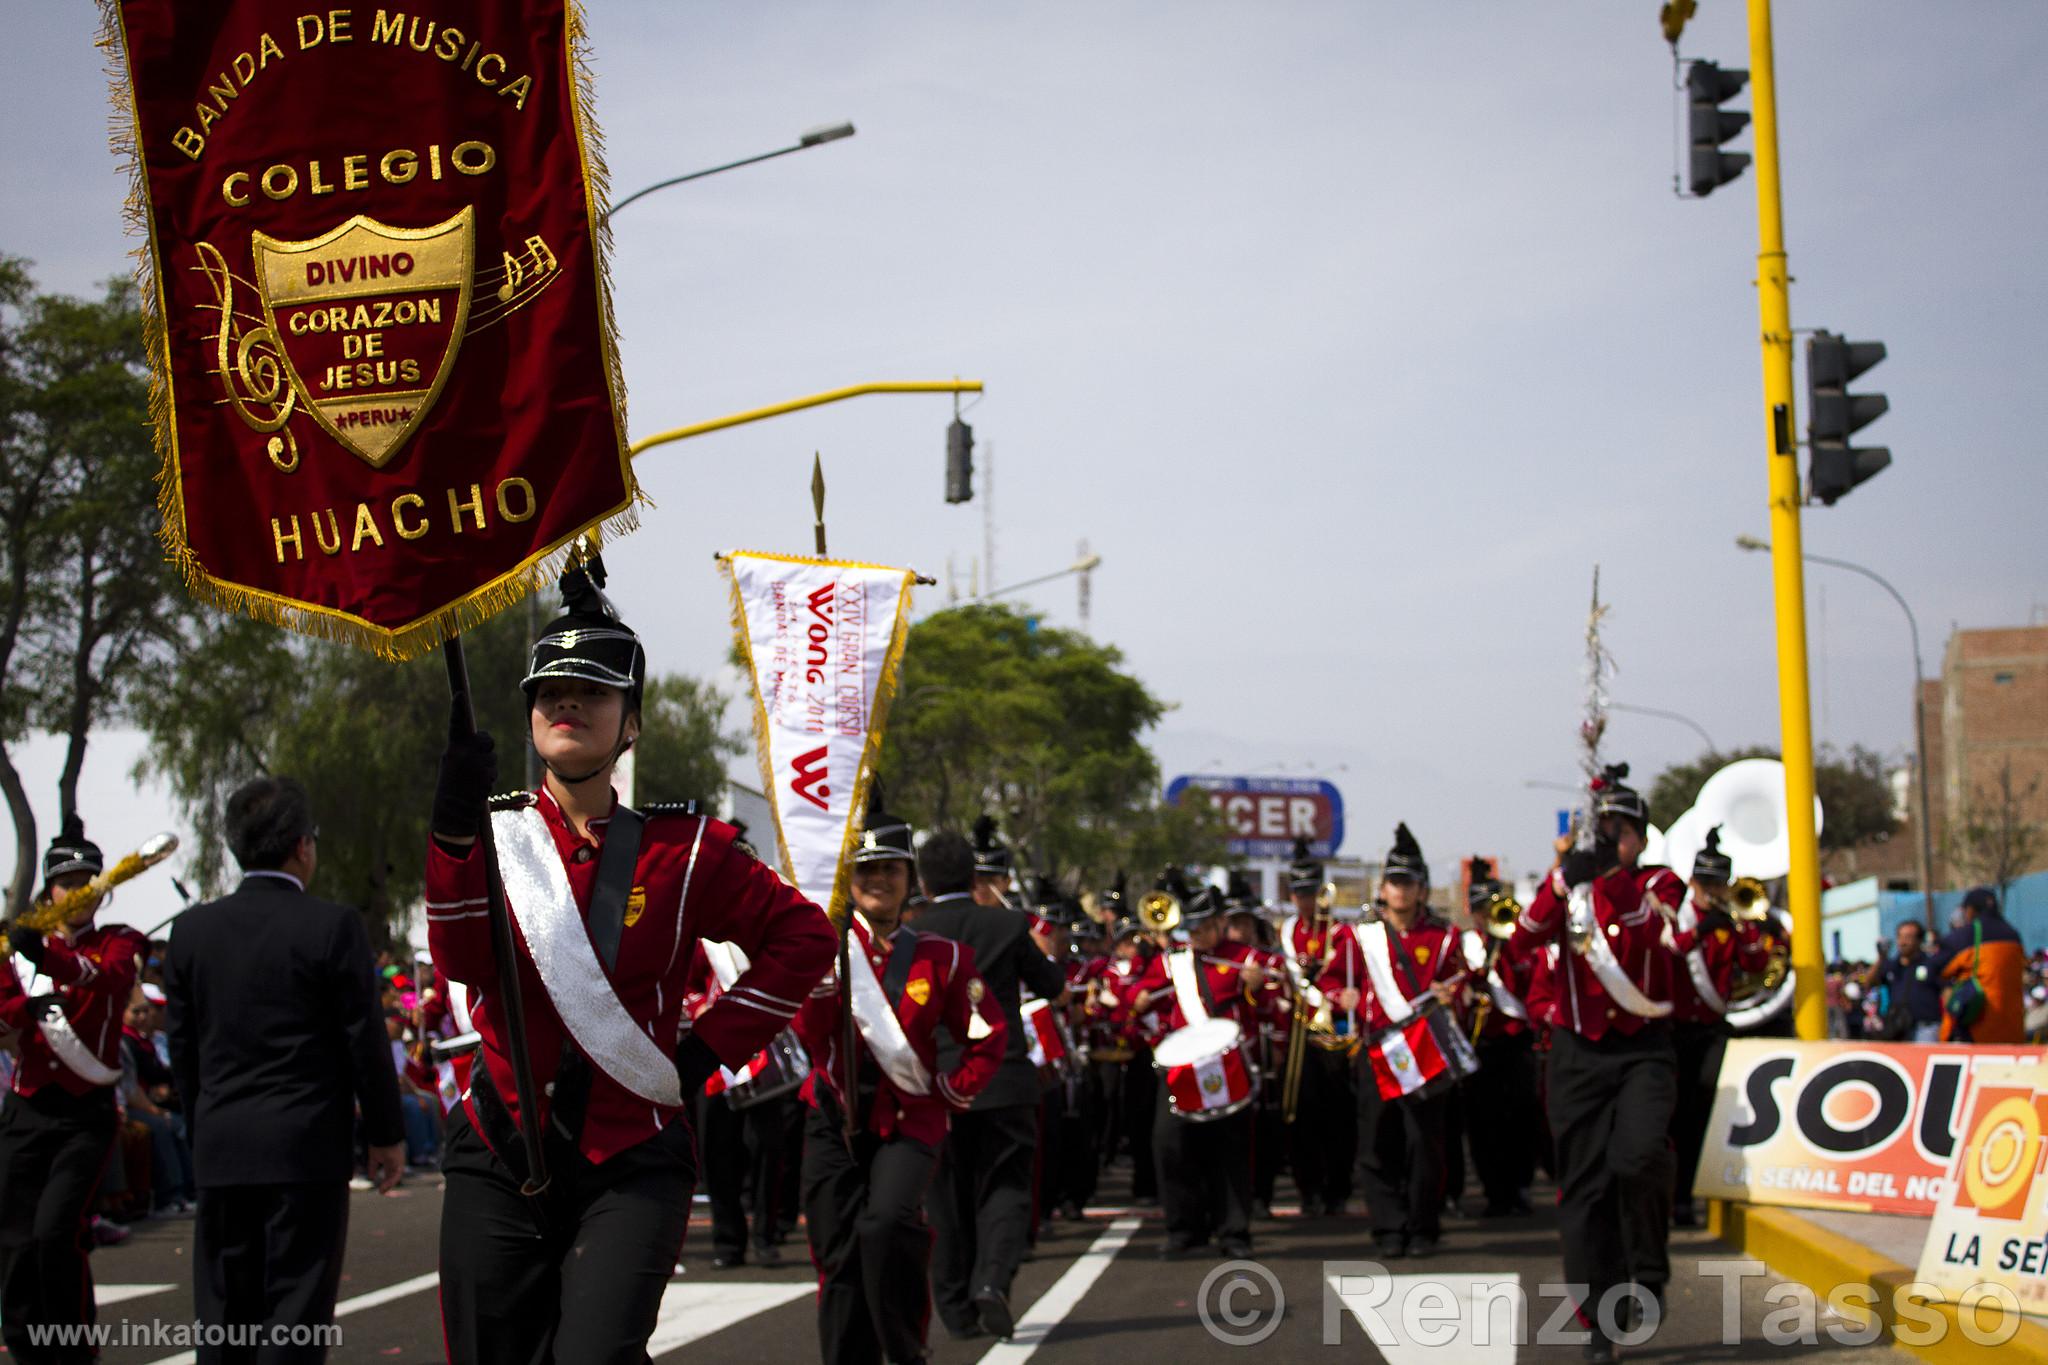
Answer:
[
  {"left": 1482, "top": 888, "right": 1522, "bottom": 940},
  {"left": 1315, "top": 881, "right": 1337, "bottom": 911},
  {"left": 1282, "top": 885, "right": 1356, "bottom": 1122},
  {"left": 1, "top": 833, "right": 179, "bottom": 959},
  {"left": 1728, "top": 876, "right": 1770, "bottom": 920},
  {"left": 1136, "top": 889, "right": 1181, "bottom": 934}
]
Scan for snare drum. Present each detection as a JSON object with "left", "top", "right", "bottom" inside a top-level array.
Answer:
[
  {"left": 1022, "top": 998, "right": 1069, "bottom": 1074},
  {"left": 1152, "top": 1017, "right": 1258, "bottom": 1121},
  {"left": 711, "top": 1028, "right": 811, "bottom": 1110}
]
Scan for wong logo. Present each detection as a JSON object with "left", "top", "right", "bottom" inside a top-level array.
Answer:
[{"left": 791, "top": 745, "right": 830, "bottom": 811}]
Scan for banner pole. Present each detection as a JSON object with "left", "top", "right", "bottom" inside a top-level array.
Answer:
[
  {"left": 444, "top": 634, "right": 552, "bottom": 1194},
  {"left": 813, "top": 456, "right": 860, "bottom": 1143}
]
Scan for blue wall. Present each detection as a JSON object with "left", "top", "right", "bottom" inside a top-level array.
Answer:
[{"left": 1862, "top": 867, "right": 2048, "bottom": 957}]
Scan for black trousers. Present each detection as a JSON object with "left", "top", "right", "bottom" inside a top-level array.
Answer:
[
  {"left": 929, "top": 1102, "right": 1036, "bottom": 1324},
  {"left": 1043, "top": 1071, "right": 1100, "bottom": 1211},
  {"left": 1120, "top": 1053, "right": 1157, "bottom": 1198},
  {"left": 0, "top": 1085, "right": 116, "bottom": 1365},
  {"left": 1356, "top": 1081, "right": 1450, "bottom": 1240},
  {"left": 802, "top": 1104, "right": 938, "bottom": 1365},
  {"left": 1288, "top": 1047, "right": 1357, "bottom": 1208},
  {"left": 1252, "top": 1100, "right": 1285, "bottom": 1206},
  {"left": 1467, "top": 1033, "right": 1541, "bottom": 1210},
  {"left": 439, "top": 1108, "right": 694, "bottom": 1365},
  {"left": 1546, "top": 1026, "right": 1678, "bottom": 1317},
  {"left": 194, "top": 1182, "right": 350, "bottom": 1364},
  {"left": 1153, "top": 1087, "right": 1252, "bottom": 1248},
  {"left": 1670, "top": 1021, "right": 1727, "bottom": 1209},
  {"left": 695, "top": 1090, "right": 787, "bottom": 1257}
]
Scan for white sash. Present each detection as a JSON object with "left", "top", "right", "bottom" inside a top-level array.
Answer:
[
  {"left": 1166, "top": 949, "right": 1209, "bottom": 1025},
  {"left": 1463, "top": 928, "right": 1528, "bottom": 1022},
  {"left": 38, "top": 1003, "right": 120, "bottom": 1088},
  {"left": 1357, "top": 921, "right": 1416, "bottom": 1025},
  {"left": 491, "top": 806, "right": 682, "bottom": 1108},
  {"left": 1567, "top": 883, "right": 1673, "bottom": 1019},
  {"left": 846, "top": 918, "right": 932, "bottom": 1096},
  {"left": 1669, "top": 894, "right": 1728, "bottom": 1015}
]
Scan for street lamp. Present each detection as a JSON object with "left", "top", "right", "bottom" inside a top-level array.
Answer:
[
  {"left": 605, "top": 121, "right": 856, "bottom": 221},
  {"left": 980, "top": 552, "right": 1103, "bottom": 602},
  {"left": 1738, "top": 534, "right": 1936, "bottom": 931},
  {"left": 1610, "top": 702, "right": 1717, "bottom": 753}
]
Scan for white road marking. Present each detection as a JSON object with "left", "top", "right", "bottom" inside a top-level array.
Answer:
[
  {"left": 976, "top": 1215, "right": 1143, "bottom": 1362},
  {"left": 1325, "top": 1269, "right": 1523, "bottom": 1364},
  {"left": 96, "top": 1283, "right": 175, "bottom": 1306},
  {"left": 649, "top": 1281, "right": 814, "bottom": 1356},
  {"left": 141, "top": 1270, "right": 441, "bottom": 1365}
]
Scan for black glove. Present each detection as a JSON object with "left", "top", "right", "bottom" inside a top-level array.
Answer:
[
  {"left": 24, "top": 993, "right": 59, "bottom": 1020},
  {"left": 433, "top": 698, "right": 499, "bottom": 840},
  {"left": 9, "top": 926, "right": 46, "bottom": 967},
  {"left": 673, "top": 1033, "right": 723, "bottom": 1096},
  {"left": 1559, "top": 834, "right": 1619, "bottom": 889}
]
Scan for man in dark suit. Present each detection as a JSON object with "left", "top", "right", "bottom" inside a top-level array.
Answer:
[
  {"left": 914, "top": 828, "right": 1068, "bottom": 1341},
  {"left": 165, "top": 777, "right": 405, "bottom": 1363}
]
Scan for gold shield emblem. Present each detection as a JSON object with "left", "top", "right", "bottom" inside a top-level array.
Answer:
[
  {"left": 1413, "top": 944, "right": 1431, "bottom": 965},
  {"left": 251, "top": 209, "right": 474, "bottom": 468},
  {"left": 906, "top": 977, "right": 932, "bottom": 1007},
  {"left": 624, "top": 886, "right": 647, "bottom": 928}
]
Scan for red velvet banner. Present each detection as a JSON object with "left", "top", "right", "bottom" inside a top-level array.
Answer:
[{"left": 108, "top": 1, "right": 635, "bottom": 658}]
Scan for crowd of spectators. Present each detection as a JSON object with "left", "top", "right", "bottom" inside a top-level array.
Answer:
[{"left": 1825, "top": 886, "right": 2041, "bottom": 1043}]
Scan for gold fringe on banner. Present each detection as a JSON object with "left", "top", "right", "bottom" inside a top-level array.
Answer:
[{"left": 98, "top": 0, "right": 644, "bottom": 663}]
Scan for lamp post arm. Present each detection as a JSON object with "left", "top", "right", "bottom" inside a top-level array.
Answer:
[
  {"left": 629, "top": 381, "right": 984, "bottom": 458},
  {"left": 605, "top": 143, "right": 817, "bottom": 221}
]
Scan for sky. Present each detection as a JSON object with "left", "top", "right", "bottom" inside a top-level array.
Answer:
[{"left": 5, "top": 2, "right": 2047, "bottom": 931}]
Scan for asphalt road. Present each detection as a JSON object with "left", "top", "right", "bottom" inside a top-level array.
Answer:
[{"left": 79, "top": 1159, "right": 1909, "bottom": 1365}]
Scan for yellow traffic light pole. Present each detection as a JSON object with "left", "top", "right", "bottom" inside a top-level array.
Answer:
[
  {"left": 1746, "top": 0, "right": 1826, "bottom": 1040},
  {"left": 629, "top": 381, "right": 983, "bottom": 458}
]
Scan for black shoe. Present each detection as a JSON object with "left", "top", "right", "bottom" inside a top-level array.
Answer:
[
  {"left": 1253, "top": 1200, "right": 1273, "bottom": 1220},
  {"left": 1619, "top": 1284, "right": 1665, "bottom": 1336},
  {"left": 1407, "top": 1234, "right": 1439, "bottom": 1259},
  {"left": 1374, "top": 1234, "right": 1407, "bottom": 1260},
  {"left": 1219, "top": 1238, "right": 1253, "bottom": 1259},
  {"left": 974, "top": 1287, "right": 1015, "bottom": 1340},
  {"left": 1159, "top": 1238, "right": 1198, "bottom": 1261},
  {"left": 1509, "top": 1195, "right": 1533, "bottom": 1216},
  {"left": 1584, "top": 1338, "right": 1617, "bottom": 1365},
  {"left": 1672, "top": 1201, "right": 1698, "bottom": 1228},
  {"left": 711, "top": 1251, "right": 745, "bottom": 1270},
  {"left": 1481, "top": 1202, "right": 1513, "bottom": 1218},
  {"left": 751, "top": 1242, "right": 783, "bottom": 1267},
  {"left": 942, "top": 1317, "right": 985, "bottom": 1342},
  {"left": 1060, "top": 1199, "right": 1084, "bottom": 1220}
]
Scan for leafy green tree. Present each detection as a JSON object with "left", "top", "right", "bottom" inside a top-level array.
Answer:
[
  {"left": 0, "top": 259, "right": 185, "bottom": 915},
  {"left": 876, "top": 603, "right": 1225, "bottom": 887},
  {"left": 1647, "top": 743, "right": 1900, "bottom": 862},
  {"left": 633, "top": 674, "right": 742, "bottom": 807}
]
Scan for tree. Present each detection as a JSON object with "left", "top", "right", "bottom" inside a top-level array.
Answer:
[
  {"left": 633, "top": 674, "right": 742, "bottom": 807},
  {"left": 876, "top": 603, "right": 1226, "bottom": 887},
  {"left": 1647, "top": 743, "right": 1900, "bottom": 863},
  {"left": 0, "top": 259, "right": 186, "bottom": 916},
  {"left": 134, "top": 604, "right": 735, "bottom": 943},
  {"left": 1945, "top": 758, "right": 2045, "bottom": 900}
]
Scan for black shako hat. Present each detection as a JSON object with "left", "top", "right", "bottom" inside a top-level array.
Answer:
[
  {"left": 1693, "top": 826, "right": 1734, "bottom": 883},
  {"left": 852, "top": 783, "right": 916, "bottom": 865},
  {"left": 1287, "top": 837, "right": 1324, "bottom": 892},
  {"left": 1098, "top": 870, "right": 1128, "bottom": 919},
  {"left": 1592, "top": 763, "right": 1649, "bottom": 830},
  {"left": 971, "top": 814, "right": 1012, "bottom": 876},
  {"left": 1465, "top": 855, "right": 1498, "bottom": 909},
  {"left": 1385, "top": 823, "right": 1428, "bottom": 882},
  {"left": 43, "top": 814, "right": 103, "bottom": 883},
  {"left": 522, "top": 555, "right": 646, "bottom": 708},
  {"left": 1225, "top": 869, "right": 1263, "bottom": 914}
]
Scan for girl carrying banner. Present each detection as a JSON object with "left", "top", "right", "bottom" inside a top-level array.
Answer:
[{"left": 426, "top": 564, "right": 834, "bottom": 1364}]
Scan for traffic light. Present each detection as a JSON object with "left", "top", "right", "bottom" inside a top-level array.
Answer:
[
  {"left": 945, "top": 417, "right": 974, "bottom": 504},
  {"left": 1687, "top": 61, "right": 1750, "bottom": 197},
  {"left": 1806, "top": 331, "right": 1891, "bottom": 505}
]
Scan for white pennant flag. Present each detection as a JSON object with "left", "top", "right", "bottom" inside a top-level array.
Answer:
[{"left": 721, "top": 551, "right": 916, "bottom": 924}]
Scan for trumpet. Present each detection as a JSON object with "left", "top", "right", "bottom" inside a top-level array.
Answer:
[
  {"left": 1482, "top": 889, "right": 1522, "bottom": 940},
  {"left": 1315, "top": 881, "right": 1337, "bottom": 911},
  {"left": 1, "top": 832, "right": 179, "bottom": 959},
  {"left": 1729, "top": 876, "right": 1771, "bottom": 920},
  {"left": 1136, "top": 889, "right": 1181, "bottom": 934}
]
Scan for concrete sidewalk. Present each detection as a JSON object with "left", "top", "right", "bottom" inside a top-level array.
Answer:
[{"left": 1711, "top": 1199, "right": 2048, "bottom": 1364}]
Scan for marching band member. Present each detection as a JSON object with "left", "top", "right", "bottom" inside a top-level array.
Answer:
[
  {"left": 1460, "top": 859, "right": 1542, "bottom": 1218},
  {"left": 970, "top": 814, "right": 1015, "bottom": 908},
  {"left": 1100, "top": 895, "right": 1161, "bottom": 1204},
  {"left": 1129, "top": 872, "right": 1264, "bottom": 1259},
  {"left": 795, "top": 799, "right": 1006, "bottom": 1365},
  {"left": 1222, "top": 874, "right": 1288, "bottom": 1219},
  {"left": 1277, "top": 838, "right": 1359, "bottom": 1217},
  {"left": 1509, "top": 765, "right": 1677, "bottom": 1364},
  {"left": 0, "top": 819, "right": 151, "bottom": 1362},
  {"left": 1035, "top": 884, "right": 1101, "bottom": 1224},
  {"left": 1340, "top": 824, "right": 1462, "bottom": 1259},
  {"left": 1664, "top": 828, "right": 1764, "bottom": 1228},
  {"left": 915, "top": 831, "right": 1066, "bottom": 1342},
  {"left": 426, "top": 565, "right": 835, "bottom": 1364}
]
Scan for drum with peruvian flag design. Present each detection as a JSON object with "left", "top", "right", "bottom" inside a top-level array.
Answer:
[
  {"left": 1153, "top": 1017, "right": 1259, "bottom": 1121},
  {"left": 1365, "top": 1002, "right": 1479, "bottom": 1103}
]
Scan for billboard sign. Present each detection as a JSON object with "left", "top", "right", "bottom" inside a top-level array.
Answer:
[{"left": 1165, "top": 774, "right": 1344, "bottom": 859}]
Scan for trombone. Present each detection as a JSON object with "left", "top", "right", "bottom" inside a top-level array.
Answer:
[
  {"left": 1280, "top": 881, "right": 1340, "bottom": 1123},
  {"left": 1467, "top": 888, "right": 1522, "bottom": 1042}
]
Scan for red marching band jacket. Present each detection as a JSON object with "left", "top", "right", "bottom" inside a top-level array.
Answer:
[
  {"left": 1462, "top": 929, "right": 1543, "bottom": 1041},
  {"left": 0, "top": 924, "right": 149, "bottom": 1098},
  {"left": 1668, "top": 898, "right": 1771, "bottom": 1024},
  {"left": 1124, "top": 939, "right": 1263, "bottom": 1033},
  {"left": 1508, "top": 862, "right": 1675, "bottom": 1041},
  {"left": 426, "top": 789, "right": 835, "bottom": 1166},
  {"left": 1340, "top": 916, "right": 1464, "bottom": 1033},
  {"left": 793, "top": 915, "right": 1007, "bottom": 1148}
]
